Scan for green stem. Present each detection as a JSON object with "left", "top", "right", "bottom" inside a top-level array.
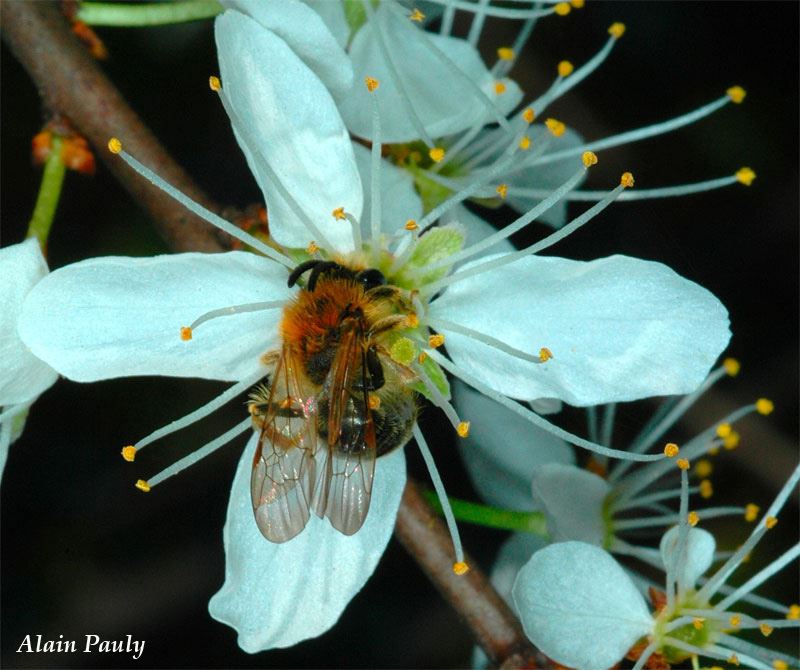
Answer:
[
  {"left": 26, "top": 136, "right": 66, "bottom": 251},
  {"left": 76, "top": 1, "right": 223, "bottom": 27},
  {"left": 423, "top": 490, "right": 549, "bottom": 537}
]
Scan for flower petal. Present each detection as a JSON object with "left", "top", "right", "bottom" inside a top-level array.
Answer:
[
  {"left": 531, "top": 464, "right": 610, "bottom": 545},
  {"left": 453, "top": 380, "right": 574, "bottom": 511},
  {"left": 512, "top": 541, "right": 653, "bottom": 670},
  {"left": 18, "top": 252, "right": 289, "bottom": 382},
  {"left": 351, "top": 143, "right": 423, "bottom": 237},
  {"left": 302, "top": 0, "right": 350, "bottom": 49},
  {"left": 338, "top": 3, "right": 522, "bottom": 142},
  {"left": 0, "top": 240, "right": 58, "bottom": 404},
  {"left": 220, "top": 0, "right": 354, "bottom": 97},
  {"left": 433, "top": 254, "right": 730, "bottom": 405},
  {"left": 215, "top": 11, "right": 361, "bottom": 252},
  {"left": 660, "top": 525, "right": 715, "bottom": 589},
  {"left": 209, "top": 433, "right": 407, "bottom": 651}
]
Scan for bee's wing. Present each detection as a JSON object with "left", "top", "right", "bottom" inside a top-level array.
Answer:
[
  {"left": 250, "top": 345, "right": 320, "bottom": 543},
  {"left": 312, "top": 323, "right": 377, "bottom": 536}
]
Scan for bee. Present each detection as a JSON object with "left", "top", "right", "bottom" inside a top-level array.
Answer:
[{"left": 248, "top": 260, "right": 418, "bottom": 542}]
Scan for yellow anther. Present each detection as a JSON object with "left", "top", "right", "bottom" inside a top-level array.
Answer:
[
  {"left": 695, "top": 459, "right": 713, "bottom": 478},
  {"left": 522, "top": 107, "right": 536, "bottom": 124},
  {"left": 406, "top": 313, "right": 419, "bottom": 328},
  {"left": 688, "top": 511, "right": 700, "bottom": 527},
  {"left": 723, "top": 430, "right": 740, "bottom": 450},
  {"left": 539, "top": 347, "right": 553, "bottom": 362},
  {"left": 744, "top": 503, "right": 760, "bottom": 522},
  {"left": 364, "top": 76, "right": 380, "bottom": 92},
  {"left": 456, "top": 421, "right": 471, "bottom": 438},
  {"left": 405, "top": 219, "right": 419, "bottom": 231},
  {"left": 496, "top": 183, "right": 508, "bottom": 199},
  {"left": 729, "top": 614, "right": 742, "bottom": 627},
  {"left": 558, "top": 61, "right": 574, "bottom": 78},
  {"left": 135, "top": 479, "right": 151, "bottom": 493},
  {"left": 787, "top": 604, "right": 800, "bottom": 620},
  {"left": 727, "top": 86, "right": 746, "bottom": 103},
  {"left": 368, "top": 394, "right": 381, "bottom": 410},
  {"left": 306, "top": 241, "right": 319, "bottom": 254},
  {"left": 570, "top": 0, "right": 584, "bottom": 8},
  {"left": 729, "top": 654, "right": 740, "bottom": 666},
  {"left": 765, "top": 515, "right": 778, "bottom": 529},
  {"left": 710, "top": 667, "right": 724, "bottom": 670},
  {"left": 553, "top": 2, "right": 571, "bottom": 16},
  {"left": 760, "top": 623, "right": 774, "bottom": 637},
  {"left": 773, "top": 661, "right": 788, "bottom": 670},
  {"left": 180, "top": 326, "right": 193, "bottom": 341},
  {"left": 121, "top": 445, "right": 137, "bottom": 462},
  {"left": 582, "top": 151, "right": 598, "bottom": 168},
  {"left": 208, "top": 75, "right": 221, "bottom": 92},
  {"left": 677, "top": 458, "right": 690, "bottom": 471},
  {"left": 428, "top": 334, "right": 445, "bottom": 348},
  {"left": 608, "top": 22, "right": 626, "bottom": 39},
  {"left": 107, "top": 137, "right": 122, "bottom": 154},
  {"left": 664, "top": 443, "right": 680, "bottom": 458},
  {"left": 620, "top": 172, "right": 635, "bottom": 188},
  {"left": 709, "top": 446, "right": 720, "bottom": 456},
  {"left": 545, "top": 118, "right": 566, "bottom": 137},
  {"left": 699, "top": 479, "right": 713, "bottom": 499},
  {"left": 519, "top": 136, "right": 531, "bottom": 151},
  {"left": 429, "top": 147, "right": 445, "bottom": 163},
  {"left": 417, "top": 351, "right": 428, "bottom": 364},
  {"left": 497, "top": 47, "right": 515, "bottom": 61},
  {"left": 715, "top": 423, "right": 732, "bottom": 438},
  {"left": 408, "top": 7, "right": 425, "bottom": 22},
  {"left": 723, "top": 357, "right": 741, "bottom": 376},
  {"left": 692, "top": 617, "right": 705, "bottom": 630},
  {"left": 494, "top": 81, "right": 507, "bottom": 95},
  {"left": 756, "top": 398, "right": 774, "bottom": 415},
  {"left": 453, "top": 561, "right": 470, "bottom": 575},
  {"left": 332, "top": 206, "right": 346, "bottom": 220},
  {"left": 736, "top": 167, "right": 756, "bottom": 186}
]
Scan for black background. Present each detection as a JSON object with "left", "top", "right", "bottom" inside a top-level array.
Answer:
[{"left": 2, "top": 2, "right": 798, "bottom": 668}]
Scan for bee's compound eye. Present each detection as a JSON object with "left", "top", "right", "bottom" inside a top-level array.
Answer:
[{"left": 356, "top": 269, "right": 386, "bottom": 291}]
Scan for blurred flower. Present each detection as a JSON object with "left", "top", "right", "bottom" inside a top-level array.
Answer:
[
  {"left": 0, "top": 239, "right": 58, "bottom": 479},
  {"left": 511, "top": 464, "right": 800, "bottom": 670}
]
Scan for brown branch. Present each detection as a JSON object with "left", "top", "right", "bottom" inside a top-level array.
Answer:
[
  {"left": 396, "top": 480, "right": 551, "bottom": 669},
  {"left": 1, "top": 3, "right": 547, "bottom": 667},
  {"left": 1, "top": 0, "right": 223, "bottom": 253}
]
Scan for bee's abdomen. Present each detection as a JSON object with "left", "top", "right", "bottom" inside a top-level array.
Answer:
[{"left": 373, "top": 389, "right": 417, "bottom": 456}]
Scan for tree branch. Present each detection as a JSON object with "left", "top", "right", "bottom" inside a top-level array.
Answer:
[{"left": 1, "top": 3, "right": 550, "bottom": 667}]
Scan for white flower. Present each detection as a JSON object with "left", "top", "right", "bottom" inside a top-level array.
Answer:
[
  {"left": 0, "top": 239, "right": 58, "bottom": 478},
  {"left": 511, "top": 464, "right": 800, "bottom": 670},
  {"left": 18, "top": 4, "right": 730, "bottom": 653}
]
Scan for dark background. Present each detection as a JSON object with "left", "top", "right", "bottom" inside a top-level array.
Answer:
[{"left": 2, "top": 2, "right": 798, "bottom": 668}]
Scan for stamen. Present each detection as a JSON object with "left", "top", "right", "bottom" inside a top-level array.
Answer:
[
  {"left": 185, "top": 301, "right": 283, "bottom": 332},
  {"left": 423, "top": 0, "right": 557, "bottom": 21},
  {"left": 409, "top": 8, "right": 425, "bottom": 22},
  {"left": 129, "top": 368, "right": 266, "bottom": 452},
  {"left": 428, "top": 349, "right": 665, "bottom": 462},
  {"left": 412, "top": 361, "right": 466, "bottom": 434},
  {"left": 630, "top": 640, "right": 660, "bottom": 670},
  {"left": 367, "top": 77, "right": 382, "bottom": 252},
  {"left": 466, "top": 0, "right": 490, "bottom": 47},
  {"left": 756, "top": 398, "right": 774, "bottom": 415},
  {"left": 135, "top": 479, "right": 151, "bottom": 493},
  {"left": 146, "top": 417, "right": 252, "bottom": 488},
  {"left": 558, "top": 60, "right": 574, "bottom": 78},
  {"left": 412, "top": 423, "right": 465, "bottom": 566},
  {"left": 107, "top": 138, "right": 293, "bottom": 268},
  {"left": 428, "top": 317, "right": 549, "bottom": 365},
  {"left": 121, "top": 445, "right": 137, "bottom": 462}
]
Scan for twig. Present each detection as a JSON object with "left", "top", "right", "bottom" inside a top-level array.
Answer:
[
  {"left": 1, "top": 3, "right": 549, "bottom": 667},
  {"left": 1, "top": 1, "right": 223, "bottom": 253}
]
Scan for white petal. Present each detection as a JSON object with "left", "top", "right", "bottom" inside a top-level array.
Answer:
[
  {"left": 351, "top": 142, "right": 423, "bottom": 237},
  {"left": 531, "top": 464, "right": 610, "bottom": 545},
  {"left": 19, "top": 252, "right": 289, "bottom": 382},
  {"left": 659, "top": 526, "right": 715, "bottom": 589},
  {"left": 0, "top": 240, "right": 58, "bottom": 404},
  {"left": 453, "top": 381, "right": 573, "bottom": 511},
  {"left": 432, "top": 254, "right": 730, "bottom": 405},
  {"left": 512, "top": 542, "right": 653, "bottom": 670},
  {"left": 209, "top": 434, "right": 407, "bottom": 651},
  {"left": 302, "top": 0, "right": 350, "bottom": 49},
  {"left": 215, "top": 11, "right": 361, "bottom": 252},
  {"left": 338, "top": 4, "right": 522, "bottom": 143}
]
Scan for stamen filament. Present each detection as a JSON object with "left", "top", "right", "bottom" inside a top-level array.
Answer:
[
  {"left": 466, "top": 0, "right": 490, "bottom": 47},
  {"left": 428, "top": 317, "right": 546, "bottom": 364},
  {"left": 412, "top": 362, "right": 464, "bottom": 432},
  {"left": 369, "top": 91, "right": 382, "bottom": 252},
  {"left": 423, "top": 0, "right": 560, "bottom": 20},
  {"left": 630, "top": 640, "right": 660, "bottom": 670},
  {"left": 412, "top": 424, "right": 465, "bottom": 565},
  {"left": 147, "top": 417, "right": 252, "bottom": 487},
  {"left": 110, "top": 146, "right": 293, "bottom": 268},
  {"left": 614, "top": 506, "right": 744, "bottom": 531},
  {"left": 188, "top": 301, "right": 283, "bottom": 331}
]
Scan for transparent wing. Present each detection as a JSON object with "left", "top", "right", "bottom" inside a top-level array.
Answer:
[
  {"left": 250, "top": 345, "right": 320, "bottom": 543},
  {"left": 312, "top": 321, "right": 377, "bottom": 535}
]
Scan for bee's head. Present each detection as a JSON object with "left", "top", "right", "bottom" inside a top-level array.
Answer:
[{"left": 354, "top": 268, "right": 386, "bottom": 292}]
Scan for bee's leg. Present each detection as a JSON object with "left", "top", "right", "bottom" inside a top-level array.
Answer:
[
  {"left": 364, "top": 346, "right": 385, "bottom": 391},
  {"left": 307, "top": 261, "right": 345, "bottom": 291},
  {"left": 368, "top": 314, "right": 411, "bottom": 337},
  {"left": 287, "top": 259, "right": 322, "bottom": 288}
]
